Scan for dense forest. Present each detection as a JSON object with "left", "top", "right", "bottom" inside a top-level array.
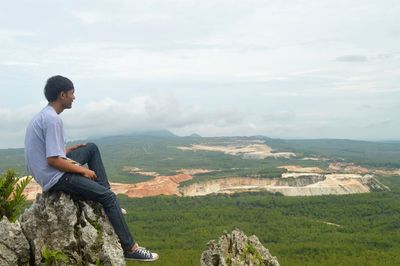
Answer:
[{"left": 122, "top": 175, "right": 400, "bottom": 266}]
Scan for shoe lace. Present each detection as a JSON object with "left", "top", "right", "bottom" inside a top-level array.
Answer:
[{"left": 136, "top": 247, "right": 152, "bottom": 258}]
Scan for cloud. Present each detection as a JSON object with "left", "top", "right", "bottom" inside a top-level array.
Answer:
[
  {"left": 335, "top": 55, "right": 367, "bottom": 62},
  {"left": 71, "top": 11, "right": 100, "bottom": 24},
  {"left": 0, "top": 103, "right": 44, "bottom": 148},
  {"left": 0, "top": 92, "right": 257, "bottom": 148},
  {"left": 262, "top": 111, "right": 296, "bottom": 122},
  {"left": 213, "top": 108, "right": 245, "bottom": 127},
  {"left": 1, "top": 0, "right": 400, "bottom": 145},
  {"left": 71, "top": 10, "right": 170, "bottom": 25},
  {"left": 2, "top": 61, "right": 40, "bottom": 67},
  {"left": 358, "top": 104, "right": 372, "bottom": 110},
  {"left": 53, "top": 94, "right": 248, "bottom": 142},
  {"left": 381, "top": 119, "right": 394, "bottom": 125},
  {"left": 0, "top": 29, "right": 35, "bottom": 41},
  {"left": 0, "top": 96, "right": 189, "bottom": 147},
  {"left": 365, "top": 119, "right": 395, "bottom": 128}
]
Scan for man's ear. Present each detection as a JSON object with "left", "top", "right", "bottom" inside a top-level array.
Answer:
[{"left": 58, "top": 91, "right": 66, "bottom": 100}]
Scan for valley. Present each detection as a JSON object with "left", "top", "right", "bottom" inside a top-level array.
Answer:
[
  {"left": 3, "top": 134, "right": 399, "bottom": 200},
  {"left": 3, "top": 133, "right": 400, "bottom": 266}
]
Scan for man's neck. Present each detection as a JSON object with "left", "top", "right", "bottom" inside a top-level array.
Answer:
[{"left": 48, "top": 102, "right": 64, "bottom": 114}]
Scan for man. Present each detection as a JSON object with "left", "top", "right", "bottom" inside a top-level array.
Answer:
[{"left": 24, "top": 75, "right": 158, "bottom": 262}]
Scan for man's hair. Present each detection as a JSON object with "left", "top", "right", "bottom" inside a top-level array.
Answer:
[{"left": 44, "top": 75, "right": 74, "bottom": 102}]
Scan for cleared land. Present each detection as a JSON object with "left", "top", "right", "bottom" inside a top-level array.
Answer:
[
  {"left": 16, "top": 136, "right": 400, "bottom": 199},
  {"left": 23, "top": 164, "right": 392, "bottom": 199},
  {"left": 177, "top": 143, "right": 296, "bottom": 159}
]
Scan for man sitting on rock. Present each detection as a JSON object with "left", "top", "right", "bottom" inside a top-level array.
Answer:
[{"left": 24, "top": 75, "right": 158, "bottom": 262}]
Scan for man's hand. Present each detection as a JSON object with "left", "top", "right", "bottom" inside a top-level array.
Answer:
[
  {"left": 66, "top": 144, "right": 86, "bottom": 154},
  {"left": 82, "top": 168, "right": 97, "bottom": 180},
  {"left": 48, "top": 156, "right": 97, "bottom": 180}
]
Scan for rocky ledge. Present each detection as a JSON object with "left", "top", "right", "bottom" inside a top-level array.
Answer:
[
  {"left": 0, "top": 216, "right": 30, "bottom": 265},
  {"left": 1, "top": 192, "right": 125, "bottom": 266},
  {"left": 201, "top": 229, "right": 280, "bottom": 266}
]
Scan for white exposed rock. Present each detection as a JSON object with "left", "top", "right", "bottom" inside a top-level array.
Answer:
[
  {"left": 177, "top": 143, "right": 295, "bottom": 159},
  {"left": 0, "top": 216, "right": 30, "bottom": 266},
  {"left": 201, "top": 229, "right": 280, "bottom": 266},
  {"left": 181, "top": 173, "right": 389, "bottom": 197},
  {"left": 19, "top": 192, "right": 125, "bottom": 266}
]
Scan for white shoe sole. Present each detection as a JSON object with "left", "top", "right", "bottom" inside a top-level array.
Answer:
[{"left": 125, "top": 253, "right": 159, "bottom": 262}]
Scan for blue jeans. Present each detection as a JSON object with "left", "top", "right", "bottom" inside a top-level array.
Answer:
[{"left": 50, "top": 143, "right": 135, "bottom": 251}]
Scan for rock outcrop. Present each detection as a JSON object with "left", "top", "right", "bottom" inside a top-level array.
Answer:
[
  {"left": 0, "top": 216, "right": 30, "bottom": 266},
  {"left": 201, "top": 229, "right": 280, "bottom": 266},
  {"left": 18, "top": 192, "right": 125, "bottom": 266}
]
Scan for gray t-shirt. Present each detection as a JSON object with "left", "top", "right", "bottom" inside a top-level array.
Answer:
[{"left": 24, "top": 105, "right": 66, "bottom": 192}]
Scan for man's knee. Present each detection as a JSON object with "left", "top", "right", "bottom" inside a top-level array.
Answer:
[
  {"left": 86, "top": 142, "right": 99, "bottom": 153},
  {"left": 98, "top": 189, "right": 117, "bottom": 205}
]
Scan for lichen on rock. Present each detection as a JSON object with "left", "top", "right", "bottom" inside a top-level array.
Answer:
[
  {"left": 0, "top": 216, "right": 30, "bottom": 266},
  {"left": 201, "top": 229, "right": 280, "bottom": 266}
]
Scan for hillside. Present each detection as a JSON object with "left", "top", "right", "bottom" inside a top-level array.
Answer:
[{"left": 4, "top": 134, "right": 398, "bottom": 199}]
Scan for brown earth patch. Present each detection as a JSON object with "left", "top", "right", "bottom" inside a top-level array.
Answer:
[
  {"left": 23, "top": 174, "right": 193, "bottom": 200},
  {"left": 112, "top": 174, "right": 193, "bottom": 197},
  {"left": 328, "top": 162, "right": 369, "bottom": 174}
]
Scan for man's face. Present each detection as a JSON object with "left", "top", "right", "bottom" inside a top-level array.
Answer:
[{"left": 60, "top": 89, "right": 75, "bottom": 109}]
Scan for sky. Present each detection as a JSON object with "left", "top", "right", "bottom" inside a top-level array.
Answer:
[{"left": 0, "top": 0, "right": 399, "bottom": 148}]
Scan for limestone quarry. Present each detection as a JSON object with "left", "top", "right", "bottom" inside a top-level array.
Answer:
[
  {"left": 19, "top": 141, "right": 394, "bottom": 200},
  {"left": 177, "top": 143, "right": 296, "bottom": 159},
  {"left": 178, "top": 174, "right": 387, "bottom": 197},
  {"left": 22, "top": 162, "right": 392, "bottom": 200}
]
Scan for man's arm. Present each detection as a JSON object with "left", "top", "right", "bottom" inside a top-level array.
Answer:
[{"left": 47, "top": 156, "right": 96, "bottom": 180}]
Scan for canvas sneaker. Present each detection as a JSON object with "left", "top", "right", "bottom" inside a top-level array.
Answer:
[{"left": 124, "top": 247, "right": 159, "bottom": 262}]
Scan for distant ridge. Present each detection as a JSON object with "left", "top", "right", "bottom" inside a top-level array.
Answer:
[
  {"left": 128, "top": 130, "right": 178, "bottom": 138},
  {"left": 92, "top": 130, "right": 178, "bottom": 140},
  {"left": 189, "top": 133, "right": 202, "bottom": 138}
]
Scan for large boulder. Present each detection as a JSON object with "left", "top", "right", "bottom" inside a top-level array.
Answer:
[
  {"left": 19, "top": 192, "right": 125, "bottom": 266},
  {"left": 0, "top": 216, "right": 30, "bottom": 266},
  {"left": 201, "top": 229, "right": 280, "bottom": 266}
]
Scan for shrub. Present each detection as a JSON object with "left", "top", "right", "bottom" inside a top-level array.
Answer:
[
  {"left": 41, "top": 247, "right": 68, "bottom": 266},
  {"left": 0, "top": 170, "right": 32, "bottom": 222}
]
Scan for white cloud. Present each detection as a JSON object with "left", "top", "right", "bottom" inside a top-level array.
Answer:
[
  {"left": 71, "top": 10, "right": 171, "bottom": 25},
  {"left": 2, "top": 61, "right": 40, "bottom": 67},
  {"left": 0, "top": 0, "right": 400, "bottom": 147},
  {"left": 262, "top": 111, "right": 296, "bottom": 122},
  {"left": 336, "top": 55, "right": 368, "bottom": 62},
  {"left": 61, "top": 93, "right": 249, "bottom": 142},
  {"left": 0, "top": 29, "right": 35, "bottom": 41},
  {"left": 71, "top": 11, "right": 100, "bottom": 24}
]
